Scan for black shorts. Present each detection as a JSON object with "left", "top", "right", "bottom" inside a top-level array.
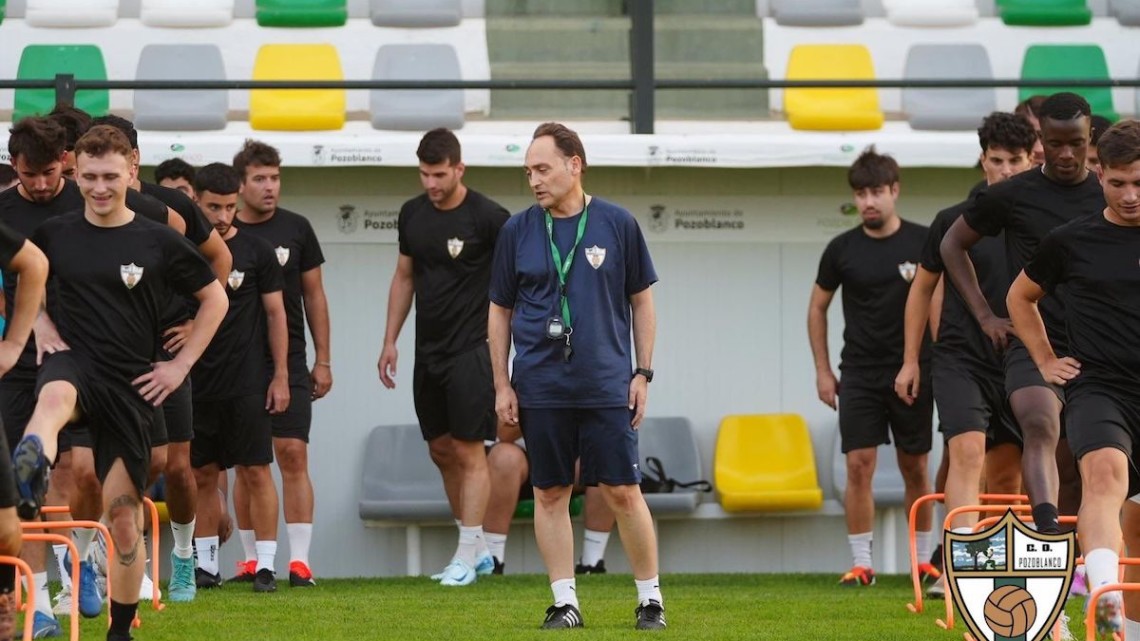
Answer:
[
  {"left": 933, "top": 351, "right": 1020, "bottom": 448},
  {"left": 271, "top": 382, "right": 312, "bottom": 442},
  {"left": 191, "top": 395, "right": 274, "bottom": 469},
  {"left": 36, "top": 352, "right": 153, "bottom": 492},
  {"left": 413, "top": 344, "right": 495, "bottom": 443},
  {"left": 0, "top": 410, "right": 15, "bottom": 509},
  {"left": 838, "top": 367, "right": 933, "bottom": 455},
  {"left": 1004, "top": 340, "right": 1065, "bottom": 404},
  {"left": 3, "top": 383, "right": 93, "bottom": 455},
  {"left": 153, "top": 376, "right": 193, "bottom": 444},
  {"left": 1065, "top": 385, "right": 1140, "bottom": 496},
  {"left": 519, "top": 406, "right": 639, "bottom": 489}
]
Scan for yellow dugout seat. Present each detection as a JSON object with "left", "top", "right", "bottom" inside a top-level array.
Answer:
[
  {"left": 715, "top": 414, "right": 823, "bottom": 512},
  {"left": 250, "top": 44, "right": 345, "bottom": 131},
  {"left": 784, "top": 44, "right": 883, "bottom": 131}
]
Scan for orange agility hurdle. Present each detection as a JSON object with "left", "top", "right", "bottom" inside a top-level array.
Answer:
[
  {"left": 1086, "top": 583, "right": 1140, "bottom": 641},
  {"left": 906, "top": 493, "right": 1028, "bottom": 614},
  {"left": 0, "top": 555, "right": 38, "bottom": 641},
  {"left": 18, "top": 533, "right": 78, "bottom": 641},
  {"left": 21, "top": 520, "right": 116, "bottom": 627}
]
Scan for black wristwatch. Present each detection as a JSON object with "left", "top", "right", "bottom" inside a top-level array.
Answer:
[{"left": 634, "top": 367, "right": 654, "bottom": 383}]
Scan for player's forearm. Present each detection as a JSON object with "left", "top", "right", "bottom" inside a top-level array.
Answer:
[
  {"left": 303, "top": 286, "right": 332, "bottom": 362},
  {"left": 201, "top": 231, "right": 233, "bottom": 283},
  {"left": 929, "top": 276, "right": 945, "bottom": 341},
  {"left": 266, "top": 299, "right": 289, "bottom": 381},
  {"left": 5, "top": 243, "right": 48, "bottom": 350},
  {"left": 383, "top": 272, "right": 414, "bottom": 347},
  {"left": 630, "top": 289, "right": 656, "bottom": 370},
  {"left": 488, "top": 303, "right": 513, "bottom": 391},
  {"left": 807, "top": 306, "right": 831, "bottom": 373},
  {"left": 1007, "top": 276, "right": 1053, "bottom": 367},
  {"left": 902, "top": 268, "right": 938, "bottom": 364},
  {"left": 940, "top": 235, "right": 995, "bottom": 325},
  {"left": 173, "top": 282, "right": 228, "bottom": 369}
]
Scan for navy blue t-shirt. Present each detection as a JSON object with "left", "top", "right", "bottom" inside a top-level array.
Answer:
[{"left": 489, "top": 197, "right": 658, "bottom": 408}]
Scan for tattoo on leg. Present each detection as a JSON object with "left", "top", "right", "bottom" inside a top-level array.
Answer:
[{"left": 109, "top": 494, "right": 142, "bottom": 566}]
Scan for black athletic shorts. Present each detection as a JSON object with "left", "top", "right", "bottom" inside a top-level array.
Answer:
[
  {"left": 36, "top": 352, "right": 153, "bottom": 492},
  {"left": 1004, "top": 340, "right": 1065, "bottom": 404},
  {"left": 933, "top": 351, "right": 1020, "bottom": 448},
  {"left": 413, "top": 343, "right": 495, "bottom": 443},
  {"left": 270, "top": 382, "right": 312, "bottom": 442},
  {"left": 1065, "top": 384, "right": 1140, "bottom": 496},
  {"left": 520, "top": 406, "right": 640, "bottom": 489},
  {"left": 838, "top": 366, "right": 933, "bottom": 455},
  {"left": 152, "top": 376, "right": 193, "bottom": 445},
  {"left": 0, "top": 411, "right": 16, "bottom": 509},
  {"left": 192, "top": 394, "right": 274, "bottom": 469},
  {"left": 6, "top": 381, "right": 95, "bottom": 455}
]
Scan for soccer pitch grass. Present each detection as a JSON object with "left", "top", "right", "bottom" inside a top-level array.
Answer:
[{"left": 45, "top": 573, "right": 1091, "bottom": 640}]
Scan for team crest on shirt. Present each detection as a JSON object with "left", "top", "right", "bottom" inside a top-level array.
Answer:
[
  {"left": 227, "top": 269, "right": 245, "bottom": 291},
  {"left": 898, "top": 261, "right": 917, "bottom": 283},
  {"left": 447, "top": 237, "right": 464, "bottom": 259},
  {"left": 275, "top": 246, "right": 290, "bottom": 267},
  {"left": 585, "top": 246, "right": 606, "bottom": 269},
  {"left": 120, "top": 263, "right": 144, "bottom": 289}
]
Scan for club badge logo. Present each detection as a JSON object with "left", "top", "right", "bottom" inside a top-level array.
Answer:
[
  {"left": 275, "top": 246, "right": 290, "bottom": 267},
  {"left": 898, "top": 261, "right": 918, "bottom": 283},
  {"left": 120, "top": 263, "right": 144, "bottom": 290},
  {"left": 447, "top": 237, "right": 464, "bottom": 259},
  {"left": 227, "top": 269, "right": 245, "bottom": 291},
  {"left": 585, "top": 246, "right": 606, "bottom": 269}
]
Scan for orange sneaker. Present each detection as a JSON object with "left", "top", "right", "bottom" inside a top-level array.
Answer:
[
  {"left": 289, "top": 561, "right": 316, "bottom": 587},
  {"left": 231, "top": 560, "right": 256, "bottom": 583},
  {"left": 839, "top": 566, "right": 876, "bottom": 587},
  {"left": 918, "top": 562, "right": 941, "bottom": 585}
]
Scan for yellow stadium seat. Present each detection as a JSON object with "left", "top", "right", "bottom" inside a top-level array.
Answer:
[
  {"left": 250, "top": 44, "right": 345, "bottom": 131},
  {"left": 714, "top": 414, "right": 823, "bottom": 512},
  {"left": 784, "top": 44, "right": 883, "bottom": 131}
]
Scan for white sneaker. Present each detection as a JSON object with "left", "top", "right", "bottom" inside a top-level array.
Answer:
[
  {"left": 51, "top": 584, "right": 72, "bottom": 617},
  {"left": 139, "top": 570, "right": 162, "bottom": 601},
  {"left": 1055, "top": 610, "right": 1075, "bottom": 641},
  {"left": 926, "top": 576, "right": 946, "bottom": 599}
]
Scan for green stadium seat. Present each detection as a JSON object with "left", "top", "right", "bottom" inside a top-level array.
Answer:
[
  {"left": 1020, "top": 45, "right": 1117, "bottom": 122},
  {"left": 0, "top": 0, "right": 6, "bottom": 25},
  {"left": 997, "top": 0, "right": 1092, "bottom": 26},
  {"left": 256, "top": 0, "right": 347, "bottom": 27},
  {"left": 14, "top": 45, "right": 109, "bottom": 124}
]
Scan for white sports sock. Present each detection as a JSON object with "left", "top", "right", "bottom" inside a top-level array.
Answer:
[
  {"left": 848, "top": 532, "right": 873, "bottom": 569},
  {"left": 457, "top": 526, "right": 481, "bottom": 567},
  {"left": 239, "top": 529, "right": 256, "bottom": 562},
  {"left": 29, "top": 572, "right": 52, "bottom": 617},
  {"left": 255, "top": 540, "right": 277, "bottom": 573},
  {"left": 635, "top": 576, "right": 662, "bottom": 606},
  {"left": 286, "top": 523, "right": 312, "bottom": 566},
  {"left": 53, "top": 544, "right": 70, "bottom": 580},
  {"left": 1125, "top": 618, "right": 1140, "bottom": 641},
  {"left": 195, "top": 536, "right": 220, "bottom": 575},
  {"left": 485, "top": 533, "right": 507, "bottom": 562},
  {"left": 915, "top": 531, "right": 934, "bottom": 565},
  {"left": 1085, "top": 548, "right": 1120, "bottom": 590},
  {"left": 581, "top": 529, "right": 611, "bottom": 567},
  {"left": 171, "top": 519, "right": 195, "bottom": 560},
  {"left": 551, "top": 578, "right": 579, "bottom": 609},
  {"left": 73, "top": 528, "right": 96, "bottom": 560}
]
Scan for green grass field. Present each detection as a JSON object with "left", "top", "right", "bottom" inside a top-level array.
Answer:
[{"left": 32, "top": 573, "right": 1094, "bottom": 641}]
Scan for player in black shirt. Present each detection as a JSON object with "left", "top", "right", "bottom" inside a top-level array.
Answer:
[
  {"left": 231, "top": 140, "right": 330, "bottom": 587},
  {"left": 1008, "top": 121, "right": 1140, "bottom": 637},
  {"left": 941, "top": 93, "right": 1105, "bottom": 535},
  {"left": 377, "top": 129, "right": 509, "bottom": 585},
  {"left": 894, "top": 113, "right": 1036, "bottom": 596},
  {"left": 188, "top": 164, "right": 288, "bottom": 592},
  {"left": 10, "top": 126, "right": 228, "bottom": 641},
  {"left": 808, "top": 147, "right": 933, "bottom": 588},
  {"left": 154, "top": 158, "right": 197, "bottom": 200}
]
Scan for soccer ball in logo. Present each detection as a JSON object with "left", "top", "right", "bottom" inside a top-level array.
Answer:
[{"left": 337, "top": 205, "right": 358, "bottom": 234}]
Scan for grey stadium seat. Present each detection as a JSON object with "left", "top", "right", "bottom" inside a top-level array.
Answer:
[
  {"left": 133, "top": 44, "right": 228, "bottom": 131},
  {"left": 902, "top": 44, "right": 996, "bottom": 131},
  {"left": 1111, "top": 0, "right": 1140, "bottom": 25},
  {"left": 358, "top": 424, "right": 452, "bottom": 521},
  {"left": 638, "top": 417, "right": 707, "bottom": 514},
  {"left": 371, "top": 44, "right": 464, "bottom": 131},
  {"left": 371, "top": 0, "right": 461, "bottom": 27},
  {"left": 772, "top": 0, "right": 864, "bottom": 26}
]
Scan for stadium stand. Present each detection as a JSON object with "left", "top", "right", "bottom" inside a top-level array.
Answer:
[
  {"left": 883, "top": 0, "right": 980, "bottom": 27},
  {"left": 370, "top": 0, "right": 462, "bottom": 28},
  {"left": 1020, "top": 44, "right": 1118, "bottom": 120},
  {"left": 902, "top": 43, "right": 995, "bottom": 131},
  {"left": 997, "top": 0, "right": 1093, "bottom": 26},
  {"left": 139, "top": 0, "right": 236, "bottom": 27},
  {"left": 24, "top": 0, "right": 119, "bottom": 28},
  {"left": 133, "top": 44, "right": 228, "bottom": 131},
  {"left": 714, "top": 414, "right": 824, "bottom": 512},
  {"left": 784, "top": 44, "right": 884, "bottom": 130},
  {"left": 771, "top": 0, "right": 864, "bottom": 26},
  {"left": 250, "top": 43, "right": 346, "bottom": 130},
  {"left": 255, "top": 0, "right": 348, "bottom": 27},
  {"left": 370, "top": 44, "right": 464, "bottom": 131},
  {"left": 13, "top": 44, "right": 108, "bottom": 123}
]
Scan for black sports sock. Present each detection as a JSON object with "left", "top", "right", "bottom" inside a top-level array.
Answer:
[
  {"left": 109, "top": 600, "right": 137, "bottom": 638},
  {"left": 0, "top": 564, "right": 14, "bottom": 594},
  {"left": 1032, "top": 502, "right": 1060, "bottom": 534}
]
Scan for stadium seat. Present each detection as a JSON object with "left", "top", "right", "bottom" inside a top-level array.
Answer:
[
  {"left": 370, "top": 0, "right": 461, "bottom": 27},
  {"left": 883, "top": 0, "right": 979, "bottom": 27},
  {"left": 140, "top": 0, "right": 236, "bottom": 27},
  {"left": 903, "top": 44, "right": 995, "bottom": 131},
  {"left": 134, "top": 45, "right": 228, "bottom": 131},
  {"left": 784, "top": 44, "right": 884, "bottom": 131},
  {"left": 714, "top": 414, "right": 823, "bottom": 512},
  {"left": 358, "top": 425, "right": 451, "bottom": 521},
  {"left": 1110, "top": 0, "right": 1140, "bottom": 26},
  {"left": 371, "top": 44, "right": 464, "bottom": 131},
  {"left": 256, "top": 0, "right": 347, "bottom": 27},
  {"left": 638, "top": 417, "right": 706, "bottom": 515},
  {"left": 250, "top": 44, "right": 346, "bottom": 131},
  {"left": 14, "top": 45, "right": 109, "bottom": 124},
  {"left": 1020, "top": 45, "right": 1117, "bottom": 122},
  {"left": 997, "top": 0, "right": 1092, "bottom": 26},
  {"left": 772, "top": 0, "right": 863, "bottom": 25},
  {"left": 0, "top": 0, "right": 6, "bottom": 25},
  {"left": 25, "top": 0, "right": 119, "bottom": 27}
]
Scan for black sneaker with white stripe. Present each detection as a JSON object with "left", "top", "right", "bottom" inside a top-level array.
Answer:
[
  {"left": 635, "top": 600, "right": 666, "bottom": 630},
  {"left": 541, "top": 603, "right": 584, "bottom": 629}
]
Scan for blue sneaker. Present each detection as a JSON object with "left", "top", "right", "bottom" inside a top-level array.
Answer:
[
  {"left": 474, "top": 552, "right": 495, "bottom": 576},
  {"left": 168, "top": 552, "right": 196, "bottom": 603},
  {"left": 438, "top": 559, "right": 476, "bottom": 587},
  {"left": 31, "top": 611, "right": 61, "bottom": 638},
  {"left": 76, "top": 560, "right": 103, "bottom": 618},
  {"left": 12, "top": 435, "right": 49, "bottom": 520}
]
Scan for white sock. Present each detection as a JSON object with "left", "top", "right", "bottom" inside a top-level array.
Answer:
[
  {"left": 454, "top": 518, "right": 462, "bottom": 532},
  {"left": 239, "top": 529, "right": 256, "bottom": 562},
  {"left": 171, "top": 519, "right": 195, "bottom": 560},
  {"left": 195, "top": 536, "right": 220, "bottom": 575},
  {"left": 551, "top": 578, "right": 579, "bottom": 608},
  {"left": 255, "top": 540, "right": 277, "bottom": 573},
  {"left": 286, "top": 523, "right": 312, "bottom": 566},
  {"left": 581, "top": 529, "right": 611, "bottom": 567},
  {"left": 73, "top": 528, "right": 96, "bottom": 560},
  {"left": 485, "top": 532, "right": 507, "bottom": 563},
  {"left": 29, "top": 572, "right": 52, "bottom": 617},
  {"left": 53, "top": 544, "right": 70, "bottom": 580},
  {"left": 635, "top": 576, "right": 662, "bottom": 606},
  {"left": 457, "top": 526, "right": 481, "bottom": 567},
  {"left": 915, "top": 530, "right": 933, "bottom": 565},
  {"left": 1125, "top": 618, "right": 1140, "bottom": 641},
  {"left": 1085, "top": 548, "right": 1120, "bottom": 590},
  {"left": 848, "top": 532, "right": 873, "bottom": 569}
]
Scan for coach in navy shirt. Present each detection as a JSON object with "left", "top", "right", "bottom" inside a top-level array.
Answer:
[{"left": 489, "top": 123, "right": 664, "bottom": 631}]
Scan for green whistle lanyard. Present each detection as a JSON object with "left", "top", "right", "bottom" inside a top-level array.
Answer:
[{"left": 545, "top": 201, "right": 589, "bottom": 328}]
